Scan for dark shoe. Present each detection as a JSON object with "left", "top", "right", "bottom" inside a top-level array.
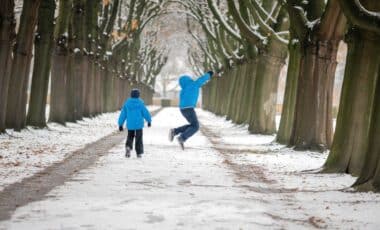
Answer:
[
  {"left": 177, "top": 136, "right": 185, "bottom": 150},
  {"left": 137, "top": 153, "right": 142, "bottom": 158},
  {"left": 169, "top": 129, "right": 175, "bottom": 142},
  {"left": 125, "top": 146, "right": 131, "bottom": 158}
]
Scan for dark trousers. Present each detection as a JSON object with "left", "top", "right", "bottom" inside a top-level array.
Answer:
[
  {"left": 126, "top": 129, "right": 143, "bottom": 154},
  {"left": 174, "top": 108, "right": 199, "bottom": 142}
]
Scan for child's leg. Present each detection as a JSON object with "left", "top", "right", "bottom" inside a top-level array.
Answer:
[
  {"left": 174, "top": 124, "right": 191, "bottom": 136},
  {"left": 173, "top": 108, "right": 192, "bottom": 135},
  {"left": 179, "top": 108, "right": 199, "bottom": 141},
  {"left": 126, "top": 130, "right": 135, "bottom": 150},
  {"left": 135, "top": 129, "right": 143, "bottom": 154}
]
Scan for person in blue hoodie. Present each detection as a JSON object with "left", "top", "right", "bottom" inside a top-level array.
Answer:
[
  {"left": 169, "top": 71, "right": 214, "bottom": 150},
  {"left": 118, "top": 89, "right": 152, "bottom": 158}
]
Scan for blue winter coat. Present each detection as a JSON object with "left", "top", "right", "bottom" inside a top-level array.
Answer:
[
  {"left": 118, "top": 98, "right": 152, "bottom": 130},
  {"left": 179, "top": 73, "right": 211, "bottom": 109}
]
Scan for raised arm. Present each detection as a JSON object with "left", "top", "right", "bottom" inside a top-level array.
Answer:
[{"left": 194, "top": 71, "right": 213, "bottom": 87}]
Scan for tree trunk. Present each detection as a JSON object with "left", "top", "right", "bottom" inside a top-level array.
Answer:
[
  {"left": 95, "top": 65, "right": 103, "bottom": 114},
  {"left": 50, "top": 52, "right": 69, "bottom": 124},
  {"left": 66, "top": 28, "right": 76, "bottom": 123},
  {"left": 249, "top": 46, "right": 287, "bottom": 134},
  {"left": 245, "top": 60, "right": 258, "bottom": 126},
  {"left": 49, "top": 0, "right": 71, "bottom": 124},
  {"left": 72, "top": 0, "right": 86, "bottom": 120},
  {"left": 83, "top": 0, "right": 99, "bottom": 117},
  {"left": 27, "top": 0, "right": 56, "bottom": 127},
  {"left": 0, "top": 0, "right": 16, "bottom": 132},
  {"left": 103, "top": 65, "right": 114, "bottom": 112},
  {"left": 290, "top": 40, "right": 338, "bottom": 151},
  {"left": 226, "top": 68, "right": 239, "bottom": 120},
  {"left": 236, "top": 60, "right": 257, "bottom": 124},
  {"left": 88, "top": 62, "right": 96, "bottom": 116},
  {"left": 277, "top": 39, "right": 301, "bottom": 144},
  {"left": 285, "top": 0, "right": 346, "bottom": 151},
  {"left": 81, "top": 55, "right": 89, "bottom": 115},
  {"left": 232, "top": 64, "right": 248, "bottom": 123},
  {"left": 214, "top": 71, "right": 226, "bottom": 115},
  {"left": 353, "top": 64, "right": 380, "bottom": 191},
  {"left": 324, "top": 29, "right": 380, "bottom": 175},
  {"left": 6, "top": 0, "right": 41, "bottom": 131}
]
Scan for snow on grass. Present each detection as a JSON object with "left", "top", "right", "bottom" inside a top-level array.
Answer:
[
  {"left": 0, "top": 106, "right": 159, "bottom": 192},
  {"left": 197, "top": 109, "right": 380, "bottom": 229}
]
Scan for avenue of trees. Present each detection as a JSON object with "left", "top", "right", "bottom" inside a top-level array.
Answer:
[
  {"left": 184, "top": 0, "right": 380, "bottom": 192},
  {"left": 1, "top": 0, "right": 380, "bottom": 192},
  {"left": 0, "top": 0, "right": 168, "bottom": 132}
]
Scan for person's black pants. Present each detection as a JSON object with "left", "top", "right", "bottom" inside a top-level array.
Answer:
[{"left": 126, "top": 129, "right": 143, "bottom": 154}]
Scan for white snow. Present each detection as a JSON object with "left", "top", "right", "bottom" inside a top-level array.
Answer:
[
  {"left": 197, "top": 109, "right": 380, "bottom": 229},
  {"left": 0, "top": 106, "right": 159, "bottom": 192},
  {"left": 0, "top": 107, "right": 379, "bottom": 229}
]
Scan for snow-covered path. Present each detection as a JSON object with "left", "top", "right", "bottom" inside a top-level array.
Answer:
[
  {"left": 0, "top": 108, "right": 274, "bottom": 229},
  {"left": 1, "top": 108, "right": 380, "bottom": 230}
]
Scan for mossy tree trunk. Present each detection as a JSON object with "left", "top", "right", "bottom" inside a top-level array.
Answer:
[
  {"left": 277, "top": 36, "right": 301, "bottom": 144},
  {"left": 245, "top": 60, "right": 258, "bottom": 126},
  {"left": 26, "top": 0, "right": 56, "bottom": 127},
  {"left": 353, "top": 58, "right": 380, "bottom": 191},
  {"left": 236, "top": 60, "right": 257, "bottom": 124},
  {"left": 290, "top": 39, "right": 339, "bottom": 150},
  {"left": 324, "top": 0, "right": 380, "bottom": 180},
  {"left": 249, "top": 45, "right": 287, "bottom": 134},
  {"left": 0, "top": 0, "right": 16, "bottom": 132},
  {"left": 285, "top": 0, "right": 346, "bottom": 151},
  {"left": 232, "top": 64, "right": 248, "bottom": 123}
]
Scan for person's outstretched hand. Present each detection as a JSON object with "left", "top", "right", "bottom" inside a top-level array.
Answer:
[
  {"left": 148, "top": 122, "right": 151, "bottom": 127},
  {"left": 207, "top": 71, "right": 214, "bottom": 77},
  {"left": 119, "top": 126, "right": 123, "bottom": 131}
]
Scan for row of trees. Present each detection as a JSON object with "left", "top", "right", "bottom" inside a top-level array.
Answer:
[
  {"left": 186, "top": 0, "right": 380, "bottom": 191},
  {"left": 0, "top": 0, "right": 168, "bottom": 132}
]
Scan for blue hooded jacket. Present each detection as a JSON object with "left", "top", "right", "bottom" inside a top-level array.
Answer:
[
  {"left": 179, "top": 73, "right": 211, "bottom": 109},
  {"left": 118, "top": 98, "right": 152, "bottom": 130}
]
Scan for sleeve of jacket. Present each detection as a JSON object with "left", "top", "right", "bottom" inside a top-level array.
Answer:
[
  {"left": 142, "top": 104, "right": 152, "bottom": 123},
  {"left": 194, "top": 72, "right": 211, "bottom": 87},
  {"left": 118, "top": 105, "right": 127, "bottom": 127}
]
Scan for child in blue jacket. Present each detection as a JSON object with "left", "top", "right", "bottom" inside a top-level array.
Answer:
[
  {"left": 118, "top": 89, "right": 152, "bottom": 158},
  {"left": 169, "top": 71, "right": 214, "bottom": 150}
]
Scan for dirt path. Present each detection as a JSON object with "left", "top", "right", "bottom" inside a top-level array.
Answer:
[{"left": 0, "top": 109, "right": 162, "bottom": 221}]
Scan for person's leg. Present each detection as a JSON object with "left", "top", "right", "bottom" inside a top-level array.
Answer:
[
  {"left": 174, "top": 124, "right": 191, "bottom": 135},
  {"left": 173, "top": 108, "right": 192, "bottom": 135},
  {"left": 126, "top": 130, "right": 135, "bottom": 150},
  {"left": 135, "top": 129, "right": 143, "bottom": 156},
  {"left": 179, "top": 108, "right": 199, "bottom": 141}
]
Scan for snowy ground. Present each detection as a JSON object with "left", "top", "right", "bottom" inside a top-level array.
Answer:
[
  {"left": 0, "top": 106, "right": 160, "bottom": 192},
  {"left": 198, "top": 110, "right": 380, "bottom": 229},
  {"left": 1, "top": 107, "right": 379, "bottom": 229}
]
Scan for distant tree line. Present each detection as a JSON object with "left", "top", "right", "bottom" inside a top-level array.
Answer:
[
  {"left": 184, "top": 0, "right": 380, "bottom": 192},
  {"left": 0, "top": 0, "right": 168, "bottom": 132}
]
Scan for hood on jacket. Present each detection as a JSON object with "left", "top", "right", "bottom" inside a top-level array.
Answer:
[{"left": 179, "top": 75, "right": 193, "bottom": 88}]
